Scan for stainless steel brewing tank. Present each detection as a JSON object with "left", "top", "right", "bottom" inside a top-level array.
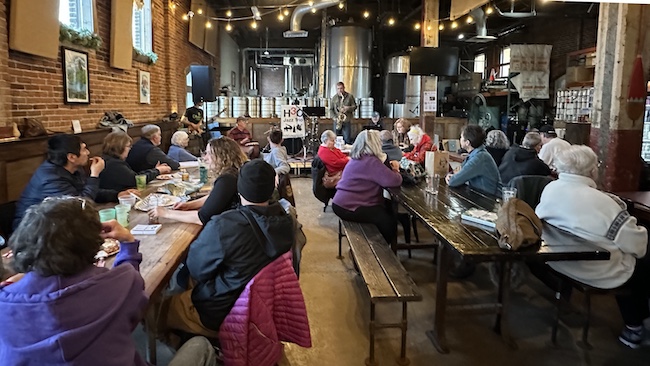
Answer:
[
  {"left": 327, "top": 25, "right": 372, "bottom": 100},
  {"left": 384, "top": 53, "right": 421, "bottom": 118}
]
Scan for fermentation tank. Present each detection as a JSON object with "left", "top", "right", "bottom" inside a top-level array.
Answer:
[
  {"left": 327, "top": 25, "right": 372, "bottom": 100},
  {"left": 385, "top": 53, "right": 420, "bottom": 118}
]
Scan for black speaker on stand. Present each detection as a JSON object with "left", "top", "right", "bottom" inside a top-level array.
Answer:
[
  {"left": 190, "top": 65, "right": 218, "bottom": 102},
  {"left": 386, "top": 73, "right": 407, "bottom": 117}
]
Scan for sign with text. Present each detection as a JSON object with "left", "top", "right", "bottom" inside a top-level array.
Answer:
[{"left": 281, "top": 105, "right": 306, "bottom": 138}]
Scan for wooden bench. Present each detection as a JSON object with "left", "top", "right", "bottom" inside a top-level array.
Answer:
[{"left": 338, "top": 220, "right": 422, "bottom": 366}]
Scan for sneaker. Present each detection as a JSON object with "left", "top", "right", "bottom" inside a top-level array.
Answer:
[{"left": 619, "top": 327, "right": 644, "bottom": 349}]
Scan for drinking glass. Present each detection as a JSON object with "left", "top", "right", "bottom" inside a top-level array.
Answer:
[
  {"left": 148, "top": 195, "right": 160, "bottom": 224},
  {"left": 425, "top": 174, "right": 440, "bottom": 195},
  {"left": 98, "top": 208, "right": 116, "bottom": 223},
  {"left": 114, "top": 204, "right": 130, "bottom": 227},
  {"left": 118, "top": 196, "right": 136, "bottom": 210},
  {"left": 135, "top": 174, "right": 147, "bottom": 191},
  {"left": 502, "top": 187, "right": 518, "bottom": 202}
]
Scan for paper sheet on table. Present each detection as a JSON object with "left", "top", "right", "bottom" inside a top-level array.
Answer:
[{"left": 179, "top": 161, "right": 199, "bottom": 168}]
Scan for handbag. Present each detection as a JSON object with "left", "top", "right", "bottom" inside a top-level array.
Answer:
[
  {"left": 495, "top": 198, "right": 543, "bottom": 250},
  {"left": 399, "top": 157, "right": 426, "bottom": 186},
  {"left": 20, "top": 118, "right": 48, "bottom": 138},
  {"left": 322, "top": 170, "right": 342, "bottom": 189}
]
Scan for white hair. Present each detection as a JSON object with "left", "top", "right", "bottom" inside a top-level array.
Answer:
[
  {"left": 171, "top": 131, "right": 190, "bottom": 147},
  {"left": 486, "top": 130, "right": 510, "bottom": 149},
  {"left": 350, "top": 130, "right": 386, "bottom": 162},
  {"left": 141, "top": 124, "right": 161, "bottom": 139},
  {"left": 407, "top": 125, "right": 424, "bottom": 144},
  {"left": 554, "top": 145, "right": 597, "bottom": 177},
  {"left": 321, "top": 130, "right": 336, "bottom": 144},
  {"left": 521, "top": 132, "right": 541, "bottom": 149}
]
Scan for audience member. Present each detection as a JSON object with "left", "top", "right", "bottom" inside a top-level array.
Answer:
[
  {"left": 535, "top": 145, "right": 649, "bottom": 349},
  {"left": 392, "top": 118, "right": 412, "bottom": 150},
  {"left": 0, "top": 197, "right": 217, "bottom": 365},
  {"left": 13, "top": 134, "right": 133, "bottom": 230},
  {"left": 165, "top": 160, "right": 293, "bottom": 337},
  {"left": 100, "top": 131, "right": 172, "bottom": 192},
  {"left": 150, "top": 137, "right": 247, "bottom": 225},
  {"left": 485, "top": 129, "right": 510, "bottom": 166},
  {"left": 168, "top": 131, "right": 198, "bottom": 162},
  {"left": 126, "top": 124, "right": 180, "bottom": 172},
  {"left": 499, "top": 132, "right": 552, "bottom": 185},
  {"left": 403, "top": 125, "right": 433, "bottom": 164},
  {"left": 446, "top": 125, "right": 502, "bottom": 196},
  {"left": 380, "top": 130, "right": 403, "bottom": 162},
  {"left": 317, "top": 130, "right": 349, "bottom": 174},
  {"left": 366, "top": 111, "right": 384, "bottom": 130},
  {"left": 538, "top": 125, "right": 571, "bottom": 170},
  {"left": 332, "top": 130, "right": 402, "bottom": 243},
  {"left": 228, "top": 115, "right": 260, "bottom": 159},
  {"left": 264, "top": 130, "right": 290, "bottom": 175}
]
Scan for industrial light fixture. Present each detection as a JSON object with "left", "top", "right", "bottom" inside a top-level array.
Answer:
[
  {"left": 226, "top": 10, "right": 232, "bottom": 17},
  {"left": 388, "top": 17, "right": 395, "bottom": 25},
  {"left": 251, "top": 6, "right": 261, "bottom": 20},
  {"left": 363, "top": 10, "right": 370, "bottom": 18},
  {"left": 414, "top": 22, "right": 421, "bottom": 30}
]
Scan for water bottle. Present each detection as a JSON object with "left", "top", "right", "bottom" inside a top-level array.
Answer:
[{"left": 199, "top": 165, "right": 208, "bottom": 184}]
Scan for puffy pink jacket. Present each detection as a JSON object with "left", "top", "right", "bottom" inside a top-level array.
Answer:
[{"left": 219, "top": 252, "right": 311, "bottom": 366}]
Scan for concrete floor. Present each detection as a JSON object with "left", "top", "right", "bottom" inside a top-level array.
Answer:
[{"left": 280, "top": 177, "right": 650, "bottom": 366}]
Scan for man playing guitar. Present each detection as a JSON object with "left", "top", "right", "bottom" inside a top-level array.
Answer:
[
  {"left": 330, "top": 81, "right": 357, "bottom": 144},
  {"left": 180, "top": 98, "right": 210, "bottom": 148}
]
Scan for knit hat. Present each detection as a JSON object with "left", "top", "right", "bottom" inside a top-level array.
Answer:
[{"left": 237, "top": 159, "right": 276, "bottom": 203}]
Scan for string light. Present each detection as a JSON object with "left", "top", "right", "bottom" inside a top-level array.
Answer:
[
  {"left": 226, "top": 10, "right": 232, "bottom": 17},
  {"left": 458, "top": 34, "right": 465, "bottom": 39},
  {"left": 363, "top": 11, "right": 370, "bottom": 18},
  {"left": 311, "top": 8, "right": 317, "bottom": 13},
  {"left": 388, "top": 17, "right": 395, "bottom": 26},
  {"left": 170, "top": 2, "right": 176, "bottom": 10},
  {"left": 205, "top": 21, "right": 212, "bottom": 29},
  {"left": 182, "top": 13, "right": 189, "bottom": 21},
  {"left": 439, "top": 24, "right": 444, "bottom": 31},
  {"left": 284, "top": 9, "right": 290, "bottom": 16},
  {"left": 427, "top": 25, "right": 432, "bottom": 31},
  {"left": 251, "top": 20, "right": 257, "bottom": 29},
  {"left": 197, "top": 8, "right": 203, "bottom": 15},
  {"left": 225, "top": 21, "right": 232, "bottom": 32},
  {"left": 466, "top": 16, "right": 473, "bottom": 23},
  {"left": 486, "top": 7, "right": 494, "bottom": 15},
  {"left": 308, "top": 1, "right": 314, "bottom": 5},
  {"left": 451, "top": 21, "right": 458, "bottom": 29},
  {"left": 338, "top": 2, "right": 344, "bottom": 9},
  {"left": 414, "top": 22, "right": 421, "bottom": 30},
  {"left": 278, "top": 11, "right": 285, "bottom": 21}
]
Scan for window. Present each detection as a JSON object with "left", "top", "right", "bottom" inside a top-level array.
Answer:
[
  {"left": 474, "top": 53, "right": 486, "bottom": 78},
  {"left": 500, "top": 46, "right": 511, "bottom": 77},
  {"left": 59, "top": 0, "right": 94, "bottom": 32},
  {"left": 133, "top": 0, "right": 153, "bottom": 53}
]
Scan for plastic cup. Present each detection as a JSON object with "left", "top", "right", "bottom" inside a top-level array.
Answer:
[
  {"left": 135, "top": 175, "right": 147, "bottom": 191},
  {"left": 502, "top": 187, "right": 518, "bottom": 202},
  {"left": 98, "top": 208, "right": 116, "bottom": 223},
  {"left": 115, "top": 204, "right": 130, "bottom": 227},
  {"left": 118, "top": 196, "right": 136, "bottom": 210},
  {"left": 426, "top": 174, "right": 440, "bottom": 195}
]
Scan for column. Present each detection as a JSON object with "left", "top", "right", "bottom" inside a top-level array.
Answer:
[
  {"left": 591, "top": 4, "right": 650, "bottom": 191},
  {"left": 419, "top": 0, "right": 439, "bottom": 136}
]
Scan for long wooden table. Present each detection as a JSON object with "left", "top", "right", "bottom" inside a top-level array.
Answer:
[{"left": 388, "top": 182, "right": 611, "bottom": 353}]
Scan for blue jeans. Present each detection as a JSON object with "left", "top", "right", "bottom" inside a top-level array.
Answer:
[{"left": 335, "top": 121, "right": 353, "bottom": 145}]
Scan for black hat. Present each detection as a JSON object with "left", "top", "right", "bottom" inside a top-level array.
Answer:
[
  {"left": 237, "top": 159, "right": 276, "bottom": 203},
  {"left": 539, "top": 125, "right": 557, "bottom": 135}
]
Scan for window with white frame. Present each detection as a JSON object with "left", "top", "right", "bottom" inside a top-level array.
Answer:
[
  {"left": 474, "top": 53, "right": 486, "bottom": 78},
  {"left": 133, "top": 0, "right": 153, "bottom": 53},
  {"left": 59, "top": 0, "right": 94, "bottom": 32},
  {"left": 500, "top": 46, "right": 511, "bottom": 77}
]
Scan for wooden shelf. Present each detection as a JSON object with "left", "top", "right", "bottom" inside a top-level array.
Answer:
[{"left": 566, "top": 81, "right": 595, "bottom": 88}]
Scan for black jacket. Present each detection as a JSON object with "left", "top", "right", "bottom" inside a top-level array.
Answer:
[
  {"left": 186, "top": 203, "right": 294, "bottom": 331},
  {"left": 125, "top": 138, "right": 180, "bottom": 173},
  {"left": 382, "top": 140, "right": 403, "bottom": 162},
  {"left": 499, "top": 146, "right": 552, "bottom": 186},
  {"left": 99, "top": 154, "right": 160, "bottom": 192},
  {"left": 486, "top": 146, "right": 508, "bottom": 167},
  {"left": 14, "top": 161, "right": 118, "bottom": 229}
]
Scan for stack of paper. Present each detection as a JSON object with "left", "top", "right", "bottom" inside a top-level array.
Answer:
[
  {"left": 131, "top": 224, "right": 162, "bottom": 235},
  {"left": 461, "top": 209, "right": 498, "bottom": 228}
]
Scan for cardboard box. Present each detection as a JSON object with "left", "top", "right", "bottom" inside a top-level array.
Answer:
[{"left": 566, "top": 66, "right": 594, "bottom": 84}]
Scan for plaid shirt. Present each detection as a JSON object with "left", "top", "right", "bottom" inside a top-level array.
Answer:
[{"left": 228, "top": 127, "right": 251, "bottom": 145}]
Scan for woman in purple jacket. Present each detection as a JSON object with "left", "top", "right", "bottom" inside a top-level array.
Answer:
[
  {"left": 0, "top": 196, "right": 216, "bottom": 366},
  {"left": 332, "top": 130, "right": 403, "bottom": 243}
]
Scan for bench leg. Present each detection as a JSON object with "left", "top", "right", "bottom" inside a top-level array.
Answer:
[
  {"left": 577, "top": 292, "right": 593, "bottom": 350},
  {"left": 366, "top": 303, "right": 378, "bottom": 366},
  {"left": 411, "top": 216, "right": 419, "bottom": 243},
  {"left": 397, "top": 302, "right": 410, "bottom": 366},
  {"left": 494, "top": 261, "right": 517, "bottom": 349},
  {"left": 551, "top": 289, "right": 562, "bottom": 346},
  {"left": 427, "top": 243, "right": 450, "bottom": 353},
  {"left": 337, "top": 220, "right": 344, "bottom": 259}
]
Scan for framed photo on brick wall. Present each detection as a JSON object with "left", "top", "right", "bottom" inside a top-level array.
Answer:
[
  {"left": 62, "top": 47, "right": 90, "bottom": 104},
  {"left": 139, "top": 70, "right": 150, "bottom": 104}
]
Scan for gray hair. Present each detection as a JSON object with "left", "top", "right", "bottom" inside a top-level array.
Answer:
[
  {"left": 379, "top": 130, "right": 393, "bottom": 143},
  {"left": 486, "top": 130, "right": 510, "bottom": 149},
  {"left": 521, "top": 132, "right": 542, "bottom": 149},
  {"left": 321, "top": 130, "right": 336, "bottom": 144},
  {"left": 350, "top": 130, "right": 386, "bottom": 161},
  {"left": 171, "top": 131, "right": 189, "bottom": 147},
  {"left": 407, "top": 125, "right": 424, "bottom": 142},
  {"left": 141, "top": 124, "right": 161, "bottom": 140},
  {"left": 554, "top": 145, "right": 597, "bottom": 177}
]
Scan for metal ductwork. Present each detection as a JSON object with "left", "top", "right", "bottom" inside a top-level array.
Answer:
[
  {"left": 494, "top": 1, "right": 537, "bottom": 18},
  {"left": 284, "top": 0, "right": 339, "bottom": 38},
  {"left": 465, "top": 8, "right": 497, "bottom": 43}
]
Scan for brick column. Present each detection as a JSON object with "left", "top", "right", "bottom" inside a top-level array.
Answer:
[
  {"left": 419, "top": 0, "right": 439, "bottom": 136},
  {"left": 591, "top": 4, "right": 650, "bottom": 191},
  {"left": 0, "top": 1, "right": 12, "bottom": 125}
]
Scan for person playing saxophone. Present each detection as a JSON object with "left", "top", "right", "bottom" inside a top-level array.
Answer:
[{"left": 330, "top": 81, "right": 357, "bottom": 144}]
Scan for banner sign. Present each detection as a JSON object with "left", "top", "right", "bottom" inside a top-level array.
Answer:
[
  {"left": 281, "top": 105, "right": 306, "bottom": 138},
  {"left": 509, "top": 45, "right": 552, "bottom": 101}
]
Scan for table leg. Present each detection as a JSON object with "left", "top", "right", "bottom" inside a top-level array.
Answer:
[
  {"left": 427, "top": 243, "right": 450, "bottom": 354},
  {"left": 145, "top": 297, "right": 160, "bottom": 364},
  {"left": 494, "top": 261, "right": 517, "bottom": 350},
  {"left": 390, "top": 198, "right": 399, "bottom": 254}
]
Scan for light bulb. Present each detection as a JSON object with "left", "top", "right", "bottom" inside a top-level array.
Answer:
[
  {"left": 486, "top": 7, "right": 494, "bottom": 15},
  {"left": 458, "top": 34, "right": 465, "bottom": 39},
  {"left": 451, "top": 21, "right": 458, "bottom": 29},
  {"left": 309, "top": 1, "right": 314, "bottom": 6},
  {"left": 225, "top": 23, "right": 232, "bottom": 32},
  {"left": 197, "top": 8, "right": 203, "bottom": 15},
  {"left": 205, "top": 21, "right": 212, "bottom": 29},
  {"left": 182, "top": 14, "right": 189, "bottom": 21},
  {"left": 388, "top": 18, "right": 395, "bottom": 26},
  {"left": 427, "top": 25, "right": 431, "bottom": 31},
  {"left": 251, "top": 21, "right": 257, "bottom": 29},
  {"left": 170, "top": 2, "right": 176, "bottom": 10},
  {"left": 363, "top": 11, "right": 370, "bottom": 18},
  {"left": 439, "top": 24, "right": 444, "bottom": 31},
  {"left": 226, "top": 10, "right": 232, "bottom": 17},
  {"left": 338, "top": 2, "right": 344, "bottom": 9},
  {"left": 284, "top": 9, "right": 290, "bottom": 16},
  {"left": 278, "top": 13, "right": 284, "bottom": 21},
  {"left": 467, "top": 16, "right": 473, "bottom": 23},
  {"left": 414, "top": 23, "right": 420, "bottom": 30},
  {"left": 311, "top": 8, "right": 316, "bottom": 13}
]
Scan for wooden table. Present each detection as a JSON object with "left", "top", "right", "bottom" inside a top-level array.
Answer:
[{"left": 388, "top": 183, "right": 611, "bottom": 353}]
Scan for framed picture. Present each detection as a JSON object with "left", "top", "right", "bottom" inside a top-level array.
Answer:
[
  {"left": 62, "top": 47, "right": 90, "bottom": 104},
  {"left": 139, "top": 70, "right": 151, "bottom": 104}
]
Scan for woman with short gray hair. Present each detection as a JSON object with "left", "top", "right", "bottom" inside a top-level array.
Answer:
[
  {"left": 317, "top": 129, "right": 349, "bottom": 174},
  {"left": 498, "top": 131, "right": 551, "bottom": 185},
  {"left": 536, "top": 145, "right": 650, "bottom": 349},
  {"left": 485, "top": 129, "right": 510, "bottom": 166},
  {"left": 168, "top": 131, "right": 198, "bottom": 162},
  {"left": 332, "top": 130, "right": 402, "bottom": 243}
]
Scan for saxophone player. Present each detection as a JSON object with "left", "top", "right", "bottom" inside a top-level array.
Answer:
[{"left": 330, "top": 81, "right": 357, "bottom": 144}]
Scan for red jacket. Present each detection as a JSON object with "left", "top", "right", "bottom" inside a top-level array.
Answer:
[
  {"left": 318, "top": 145, "right": 349, "bottom": 174},
  {"left": 404, "top": 134, "right": 433, "bottom": 164}
]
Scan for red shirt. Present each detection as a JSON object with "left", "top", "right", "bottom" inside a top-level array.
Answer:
[
  {"left": 228, "top": 127, "right": 251, "bottom": 145},
  {"left": 318, "top": 145, "right": 349, "bottom": 174},
  {"left": 403, "top": 134, "right": 433, "bottom": 164}
]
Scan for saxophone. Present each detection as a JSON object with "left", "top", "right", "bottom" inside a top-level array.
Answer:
[{"left": 336, "top": 94, "right": 347, "bottom": 130}]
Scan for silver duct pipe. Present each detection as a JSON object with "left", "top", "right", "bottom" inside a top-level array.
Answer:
[
  {"left": 469, "top": 8, "right": 488, "bottom": 37},
  {"left": 290, "top": 0, "right": 339, "bottom": 32},
  {"left": 493, "top": 2, "right": 537, "bottom": 18}
]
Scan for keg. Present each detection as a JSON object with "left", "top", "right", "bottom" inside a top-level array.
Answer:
[
  {"left": 274, "top": 97, "right": 288, "bottom": 118},
  {"left": 260, "top": 97, "right": 274, "bottom": 118},
  {"left": 247, "top": 96, "right": 259, "bottom": 118},
  {"left": 307, "top": 97, "right": 316, "bottom": 107},
  {"left": 359, "top": 97, "right": 374, "bottom": 118},
  {"left": 232, "top": 97, "right": 247, "bottom": 118},
  {"left": 218, "top": 96, "right": 231, "bottom": 118}
]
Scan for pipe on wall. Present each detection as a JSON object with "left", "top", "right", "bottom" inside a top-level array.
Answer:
[{"left": 290, "top": 0, "right": 339, "bottom": 32}]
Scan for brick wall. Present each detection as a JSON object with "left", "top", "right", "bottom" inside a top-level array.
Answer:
[{"left": 0, "top": 0, "right": 219, "bottom": 132}]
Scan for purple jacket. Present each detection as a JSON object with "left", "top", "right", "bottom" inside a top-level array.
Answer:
[
  {"left": 332, "top": 154, "right": 402, "bottom": 211},
  {"left": 0, "top": 241, "right": 147, "bottom": 366}
]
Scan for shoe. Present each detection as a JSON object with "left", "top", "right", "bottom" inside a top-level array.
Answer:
[{"left": 619, "top": 327, "right": 644, "bottom": 349}]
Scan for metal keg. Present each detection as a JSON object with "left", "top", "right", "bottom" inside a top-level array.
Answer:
[
  {"left": 232, "top": 97, "right": 247, "bottom": 118},
  {"left": 260, "top": 97, "right": 274, "bottom": 118},
  {"left": 247, "top": 96, "right": 259, "bottom": 118},
  {"left": 218, "top": 96, "right": 231, "bottom": 118},
  {"left": 274, "top": 97, "right": 288, "bottom": 118},
  {"left": 359, "top": 97, "right": 374, "bottom": 118}
]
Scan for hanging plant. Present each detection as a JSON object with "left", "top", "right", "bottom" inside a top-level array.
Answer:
[
  {"left": 59, "top": 24, "right": 102, "bottom": 50},
  {"left": 134, "top": 47, "right": 158, "bottom": 65}
]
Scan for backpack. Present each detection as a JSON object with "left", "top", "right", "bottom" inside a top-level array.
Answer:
[
  {"left": 495, "top": 198, "right": 543, "bottom": 250},
  {"left": 20, "top": 118, "right": 48, "bottom": 138}
]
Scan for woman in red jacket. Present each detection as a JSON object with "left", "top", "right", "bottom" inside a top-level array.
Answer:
[
  {"left": 403, "top": 125, "right": 433, "bottom": 164},
  {"left": 317, "top": 130, "right": 350, "bottom": 174}
]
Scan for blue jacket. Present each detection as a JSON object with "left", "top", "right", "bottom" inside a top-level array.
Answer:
[
  {"left": 126, "top": 138, "right": 180, "bottom": 173},
  {"left": 14, "top": 161, "right": 118, "bottom": 229},
  {"left": 448, "top": 145, "right": 502, "bottom": 196},
  {"left": 167, "top": 145, "right": 197, "bottom": 162}
]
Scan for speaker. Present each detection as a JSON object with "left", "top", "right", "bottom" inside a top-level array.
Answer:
[
  {"left": 386, "top": 73, "right": 407, "bottom": 104},
  {"left": 190, "top": 65, "right": 217, "bottom": 102}
]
